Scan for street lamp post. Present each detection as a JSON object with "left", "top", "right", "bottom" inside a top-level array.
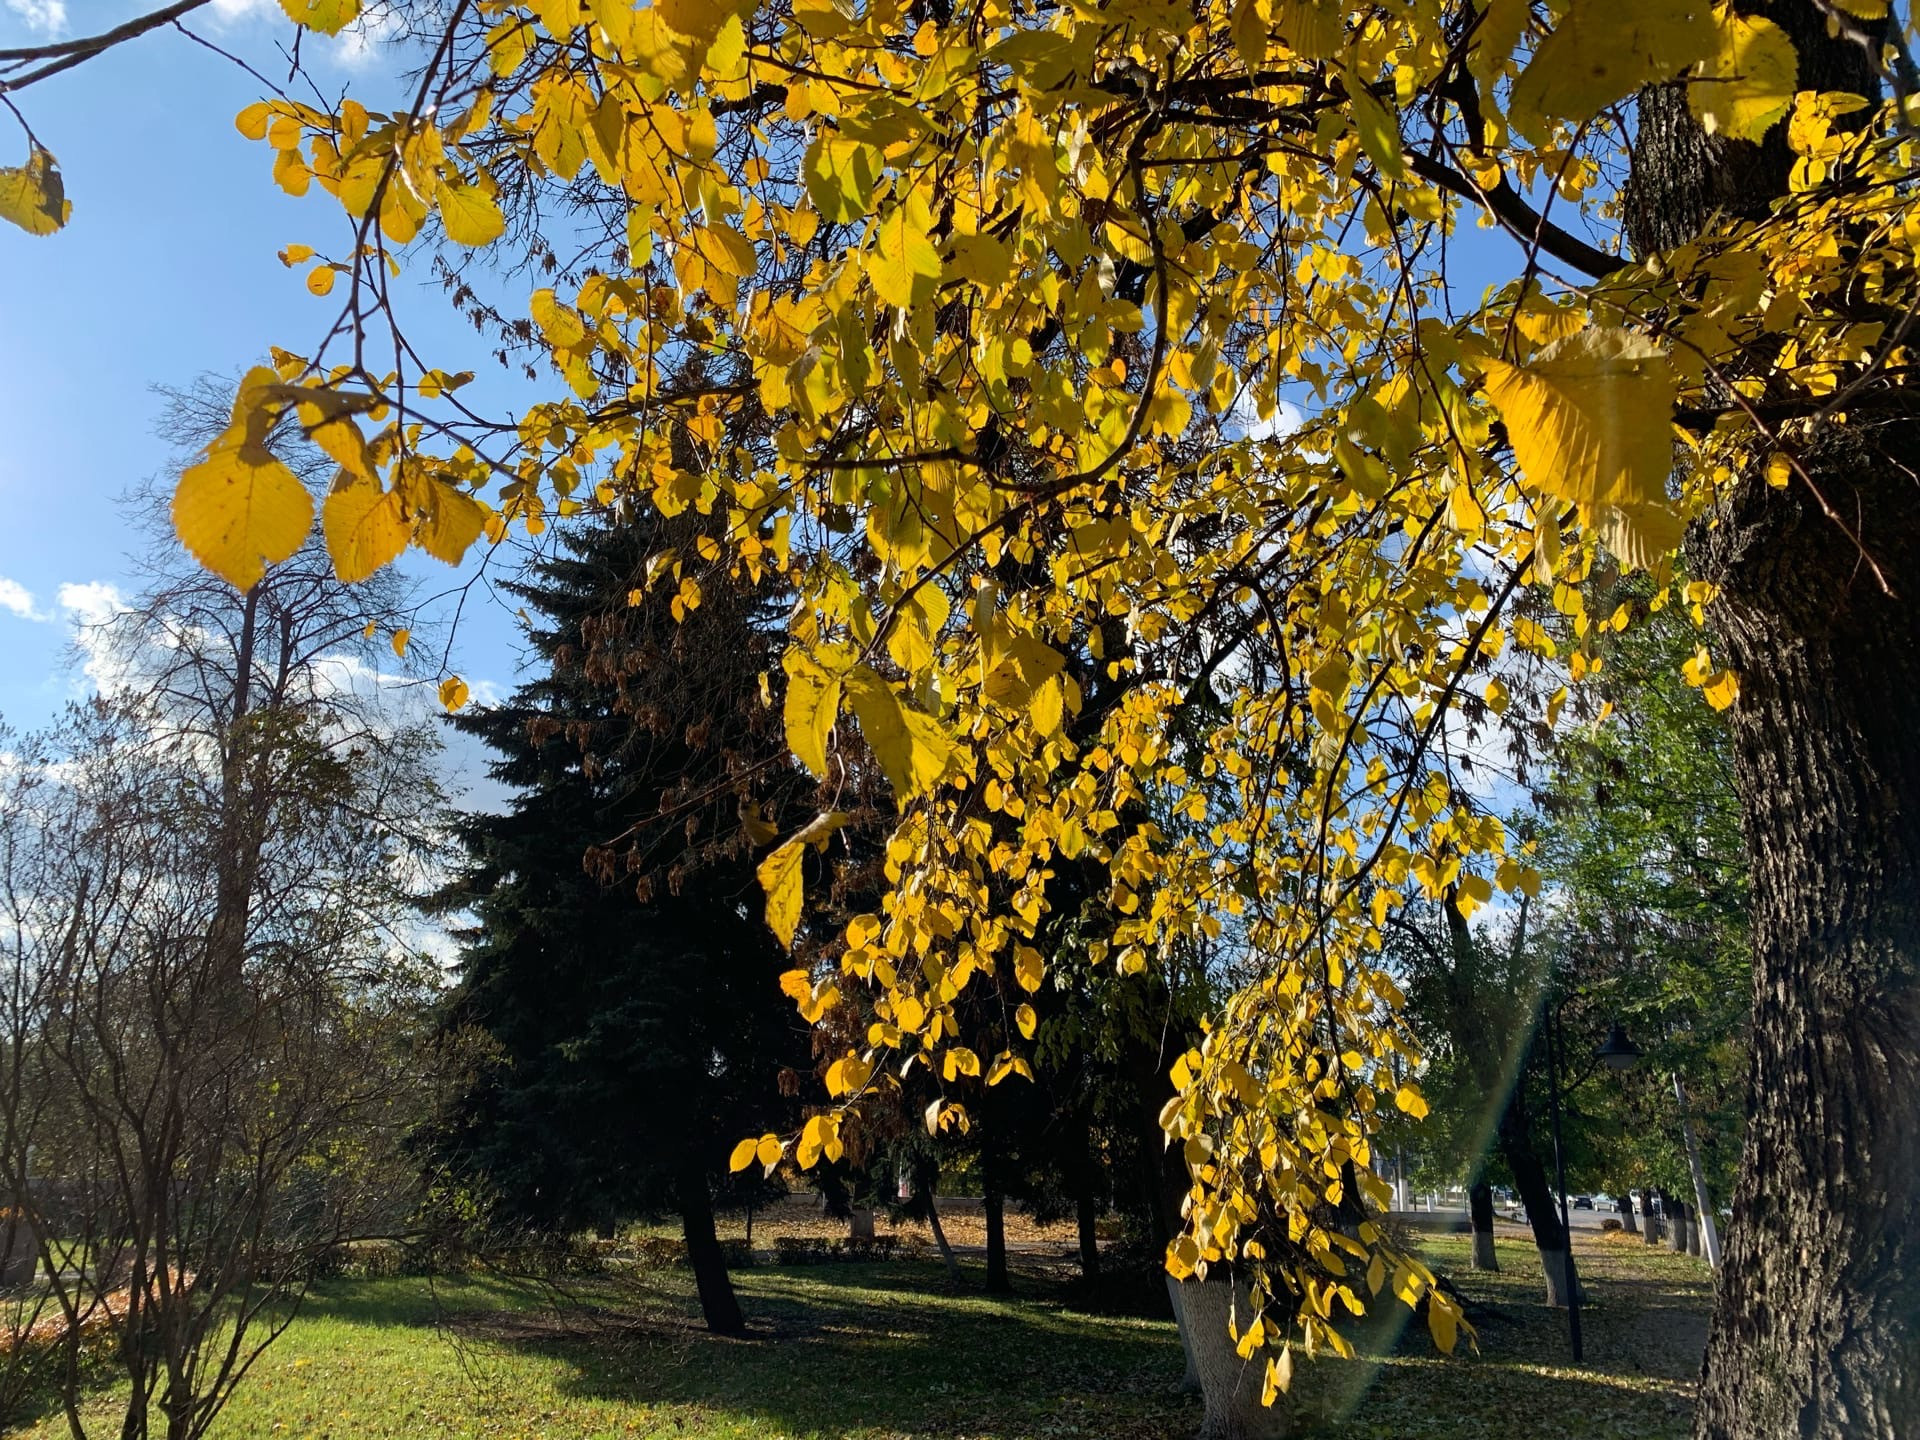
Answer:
[
  {"left": 1543, "top": 997, "right": 1583, "bottom": 1361},
  {"left": 1544, "top": 1003, "right": 1643, "bottom": 1365}
]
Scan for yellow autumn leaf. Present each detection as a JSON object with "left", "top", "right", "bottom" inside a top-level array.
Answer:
[
  {"left": 280, "top": 0, "right": 361, "bottom": 33},
  {"left": 783, "top": 649, "right": 843, "bottom": 776},
  {"left": 439, "top": 676, "right": 471, "bottom": 712},
  {"left": 1014, "top": 945, "right": 1044, "bottom": 993},
  {"left": 728, "top": 1137, "right": 759, "bottom": 1172},
  {"left": 1028, "top": 674, "right": 1067, "bottom": 738},
  {"left": 803, "top": 135, "right": 881, "bottom": 222},
  {"left": 323, "top": 480, "right": 411, "bottom": 583},
  {"left": 236, "top": 102, "right": 272, "bottom": 142},
  {"left": 1482, "top": 327, "right": 1680, "bottom": 569},
  {"left": 1688, "top": 7, "right": 1797, "bottom": 143},
  {"left": 392, "top": 627, "right": 410, "bottom": 659},
  {"left": 1015, "top": 1003, "right": 1037, "bottom": 1039},
  {"left": 417, "top": 483, "right": 489, "bottom": 565},
  {"left": 438, "top": 179, "right": 506, "bottom": 246},
  {"left": 695, "top": 221, "right": 758, "bottom": 278},
  {"left": 1508, "top": 0, "right": 1716, "bottom": 142},
  {"left": 656, "top": 0, "right": 729, "bottom": 45},
  {"left": 0, "top": 144, "right": 71, "bottom": 237},
  {"left": 1427, "top": 1295, "right": 1460, "bottom": 1354},
  {"left": 530, "top": 288, "right": 588, "bottom": 349},
  {"left": 870, "top": 200, "right": 942, "bottom": 310},
  {"left": 171, "top": 371, "right": 313, "bottom": 590},
  {"left": 755, "top": 1133, "right": 782, "bottom": 1168},
  {"left": 1344, "top": 77, "right": 1405, "bottom": 182},
  {"left": 845, "top": 666, "right": 950, "bottom": 802},
  {"left": 758, "top": 839, "right": 805, "bottom": 947},
  {"left": 1274, "top": 0, "right": 1343, "bottom": 59},
  {"left": 1394, "top": 1084, "right": 1429, "bottom": 1119}
]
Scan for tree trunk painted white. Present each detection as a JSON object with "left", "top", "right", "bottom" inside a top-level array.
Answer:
[
  {"left": 926, "top": 1197, "right": 962, "bottom": 1282},
  {"left": 1673, "top": 1073, "right": 1723, "bottom": 1269},
  {"left": 1178, "top": 1278, "right": 1290, "bottom": 1440},
  {"left": 1540, "top": 1246, "right": 1577, "bottom": 1308},
  {"left": 1471, "top": 1230, "right": 1498, "bottom": 1271}
]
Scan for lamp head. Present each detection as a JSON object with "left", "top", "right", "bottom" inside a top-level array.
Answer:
[{"left": 1595, "top": 1020, "right": 1643, "bottom": 1072}]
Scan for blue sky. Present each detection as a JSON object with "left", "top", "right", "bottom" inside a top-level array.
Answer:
[{"left": 0, "top": 0, "right": 542, "bottom": 799}]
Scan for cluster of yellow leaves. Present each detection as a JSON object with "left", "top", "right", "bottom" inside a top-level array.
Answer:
[{"left": 15, "top": 0, "right": 1915, "bottom": 1387}]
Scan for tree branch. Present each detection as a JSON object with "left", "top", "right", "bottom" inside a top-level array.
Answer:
[
  {"left": 0, "top": 1, "right": 213, "bottom": 93},
  {"left": 1406, "top": 152, "right": 1621, "bottom": 281}
]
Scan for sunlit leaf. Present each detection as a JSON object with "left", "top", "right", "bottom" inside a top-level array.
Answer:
[{"left": 0, "top": 145, "right": 71, "bottom": 237}]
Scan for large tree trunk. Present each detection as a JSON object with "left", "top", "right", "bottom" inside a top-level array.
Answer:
[
  {"left": 677, "top": 1160, "right": 746, "bottom": 1337},
  {"left": 982, "top": 1135, "right": 1011, "bottom": 1295},
  {"left": 1075, "top": 1185, "right": 1101, "bottom": 1281},
  {"left": 1667, "top": 1194, "right": 1690, "bottom": 1255},
  {"left": 1128, "top": 1027, "right": 1203, "bottom": 1391},
  {"left": 1622, "top": 8, "right": 1920, "bottom": 1435},
  {"left": 925, "top": 1196, "right": 962, "bottom": 1281},
  {"left": 1686, "top": 421, "right": 1920, "bottom": 1437},
  {"left": 1468, "top": 1180, "right": 1498, "bottom": 1271},
  {"left": 1496, "top": 1082, "right": 1576, "bottom": 1306},
  {"left": 1180, "top": 1277, "right": 1291, "bottom": 1440},
  {"left": 1620, "top": 1190, "right": 1639, "bottom": 1237}
]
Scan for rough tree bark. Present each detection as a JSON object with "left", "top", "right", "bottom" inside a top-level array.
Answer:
[
  {"left": 1620, "top": 1189, "right": 1639, "bottom": 1237},
  {"left": 1689, "top": 423, "right": 1920, "bottom": 1435},
  {"left": 1625, "top": 8, "right": 1920, "bottom": 1433},
  {"left": 1180, "top": 1276, "right": 1291, "bottom": 1440},
  {"left": 1641, "top": 1189, "right": 1661, "bottom": 1248}
]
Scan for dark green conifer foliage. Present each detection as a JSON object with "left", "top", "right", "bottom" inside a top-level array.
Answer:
[{"left": 425, "top": 515, "right": 806, "bottom": 1335}]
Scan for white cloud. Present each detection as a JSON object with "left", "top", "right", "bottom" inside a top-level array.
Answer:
[
  {"left": 329, "top": 4, "right": 405, "bottom": 68},
  {"left": 56, "top": 582, "right": 132, "bottom": 698},
  {"left": 2, "top": 0, "right": 66, "bottom": 36},
  {"left": 209, "top": 0, "right": 277, "bottom": 17},
  {"left": 56, "top": 581, "right": 124, "bottom": 628},
  {"left": 0, "top": 578, "right": 47, "bottom": 623}
]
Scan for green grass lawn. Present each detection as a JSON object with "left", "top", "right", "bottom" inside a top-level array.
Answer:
[{"left": 17, "top": 1231, "right": 1713, "bottom": 1439}]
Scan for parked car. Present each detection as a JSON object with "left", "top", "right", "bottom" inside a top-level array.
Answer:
[
  {"left": 1593, "top": 1192, "right": 1615, "bottom": 1212},
  {"left": 1572, "top": 1195, "right": 1594, "bottom": 1210}
]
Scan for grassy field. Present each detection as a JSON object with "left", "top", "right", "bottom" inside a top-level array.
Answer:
[{"left": 17, "top": 1230, "right": 1713, "bottom": 1440}]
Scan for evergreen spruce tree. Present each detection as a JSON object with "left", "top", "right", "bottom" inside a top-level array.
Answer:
[{"left": 425, "top": 512, "right": 806, "bottom": 1335}]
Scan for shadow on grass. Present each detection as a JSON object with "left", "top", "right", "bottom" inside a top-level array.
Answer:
[{"left": 280, "top": 1239, "right": 1710, "bottom": 1440}]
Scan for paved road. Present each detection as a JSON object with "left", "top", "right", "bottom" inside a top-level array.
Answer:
[{"left": 1395, "top": 1204, "right": 1635, "bottom": 1231}]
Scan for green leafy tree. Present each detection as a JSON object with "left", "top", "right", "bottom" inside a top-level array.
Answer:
[{"left": 1536, "top": 577, "right": 1749, "bottom": 1253}]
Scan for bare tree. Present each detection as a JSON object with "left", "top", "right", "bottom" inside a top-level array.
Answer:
[{"left": 0, "top": 386, "right": 449, "bottom": 1439}]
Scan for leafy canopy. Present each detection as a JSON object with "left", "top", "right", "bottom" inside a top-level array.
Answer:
[{"left": 12, "top": 0, "right": 1918, "bottom": 1390}]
